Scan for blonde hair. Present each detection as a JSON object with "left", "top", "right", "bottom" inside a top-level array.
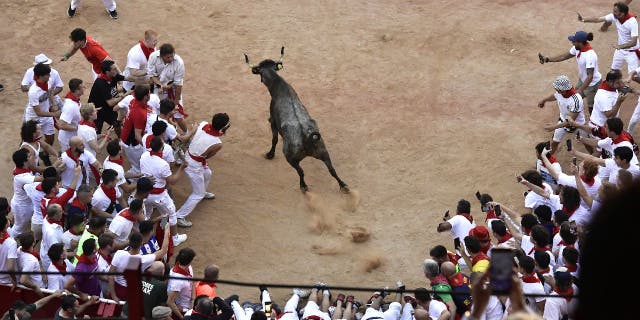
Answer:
[{"left": 80, "top": 104, "right": 95, "bottom": 120}]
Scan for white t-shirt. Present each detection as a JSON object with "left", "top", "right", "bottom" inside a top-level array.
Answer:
[
  {"left": 168, "top": 266, "right": 194, "bottom": 310},
  {"left": 141, "top": 133, "right": 175, "bottom": 163},
  {"left": 61, "top": 230, "right": 82, "bottom": 253},
  {"left": 556, "top": 173, "right": 601, "bottom": 210},
  {"left": 40, "top": 219, "right": 64, "bottom": 269},
  {"left": 108, "top": 211, "right": 136, "bottom": 243},
  {"left": 112, "top": 250, "right": 156, "bottom": 286},
  {"left": 123, "top": 42, "right": 152, "bottom": 90},
  {"left": 605, "top": 13, "right": 640, "bottom": 49},
  {"left": 145, "top": 115, "right": 178, "bottom": 141},
  {"left": 58, "top": 98, "right": 82, "bottom": 145},
  {"left": 103, "top": 157, "right": 127, "bottom": 188},
  {"left": 12, "top": 172, "right": 36, "bottom": 206},
  {"left": 597, "top": 138, "right": 639, "bottom": 165},
  {"left": 46, "top": 261, "right": 74, "bottom": 290},
  {"left": 60, "top": 151, "right": 97, "bottom": 189},
  {"left": 92, "top": 185, "right": 122, "bottom": 217},
  {"left": 118, "top": 94, "right": 160, "bottom": 115},
  {"left": 591, "top": 88, "right": 619, "bottom": 127},
  {"left": 524, "top": 182, "right": 554, "bottom": 210},
  {"left": 520, "top": 235, "right": 534, "bottom": 258},
  {"left": 601, "top": 158, "right": 640, "bottom": 184},
  {"left": 0, "top": 237, "right": 19, "bottom": 285},
  {"left": 446, "top": 214, "right": 476, "bottom": 242},
  {"left": 520, "top": 278, "right": 546, "bottom": 313},
  {"left": 25, "top": 83, "right": 50, "bottom": 121},
  {"left": 17, "top": 248, "right": 43, "bottom": 288},
  {"left": 140, "top": 151, "right": 171, "bottom": 189},
  {"left": 25, "top": 182, "right": 67, "bottom": 226},
  {"left": 553, "top": 92, "right": 586, "bottom": 124},
  {"left": 569, "top": 46, "right": 602, "bottom": 86},
  {"left": 22, "top": 67, "right": 64, "bottom": 90},
  {"left": 77, "top": 124, "right": 98, "bottom": 157},
  {"left": 427, "top": 300, "right": 448, "bottom": 320}
]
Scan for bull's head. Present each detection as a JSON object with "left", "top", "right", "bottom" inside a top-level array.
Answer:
[{"left": 244, "top": 47, "right": 285, "bottom": 75}]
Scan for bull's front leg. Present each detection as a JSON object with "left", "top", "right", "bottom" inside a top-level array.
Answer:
[
  {"left": 321, "top": 153, "right": 349, "bottom": 193},
  {"left": 286, "top": 157, "right": 308, "bottom": 192},
  {"left": 264, "top": 119, "right": 278, "bottom": 159}
]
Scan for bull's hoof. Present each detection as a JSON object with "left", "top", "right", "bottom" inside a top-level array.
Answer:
[
  {"left": 300, "top": 185, "right": 309, "bottom": 193},
  {"left": 340, "top": 185, "right": 350, "bottom": 193},
  {"left": 264, "top": 152, "right": 275, "bottom": 159}
]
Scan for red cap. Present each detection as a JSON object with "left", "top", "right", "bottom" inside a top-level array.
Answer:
[{"left": 469, "top": 226, "right": 491, "bottom": 242}]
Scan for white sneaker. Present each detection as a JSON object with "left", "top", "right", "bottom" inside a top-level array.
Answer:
[
  {"left": 173, "top": 234, "right": 187, "bottom": 246},
  {"left": 204, "top": 192, "right": 215, "bottom": 199},
  {"left": 293, "top": 288, "right": 310, "bottom": 298},
  {"left": 177, "top": 218, "right": 193, "bottom": 227}
]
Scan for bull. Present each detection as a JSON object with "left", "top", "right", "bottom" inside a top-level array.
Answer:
[{"left": 245, "top": 47, "right": 349, "bottom": 193}]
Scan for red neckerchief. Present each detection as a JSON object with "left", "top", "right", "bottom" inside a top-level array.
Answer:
[
  {"left": 46, "top": 216, "right": 59, "bottom": 225},
  {"left": 561, "top": 87, "right": 578, "bottom": 98},
  {"left": 521, "top": 273, "right": 541, "bottom": 283},
  {"left": 480, "top": 243, "right": 490, "bottom": 254},
  {"left": 523, "top": 227, "right": 531, "bottom": 235},
  {"left": 100, "top": 184, "right": 117, "bottom": 202},
  {"left": 618, "top": 13, "right": 637, "bottom": 24},
  {"left": 576, "top": 43, "right": 593, "bottom": 58},
  {"left": 0, "top": 232, "right": 9, "bottom": 244},
  {"left": 554, "top": 286, "right": 574, "bottom": 302},
  {"left": 447, "top": 252, "right": 460, "bottom": 265},
  {"left": 202, "top": 124, "right": 223, "bottom": 137},
  {"left": 542, "top": 155, "right": 557, "bottom": 169},
  {"left": 139, "top": 40, "right": 155, "bottom": 60},
  {"left": 80, "top": 120, "right": 96, "bottom": 128},
  {"left": 68, "top": 227, "right": 83, "bottom": 236},
  {"left": 558, "top": 240, "right": 575, "bottom": 248},
  {"left": 52, "top": 260, "right": 68, "bottom": 275},
  {"left": 65, "top": 91, "right": 80, "bottom": 103},
  {"left": 172, "top": 264, "right": 192, "bottom": 277},
  {"left": 460, "top": 213, "right": 473, "bottom": 224},
  {"left": 580, "top": 175, "right": 595, "bottom": 186},
  {"left": 97, "top": 73, "right": 112, "bottom": 82},
  {"left": 150, "top": 151, "right": 163, "bottom": 158},
  {"left": 33, "top": 75, "right": 48, "bottom": 91},
  {"left": 447, "top": 272, "right": 468, "bottom": 287},
  {"left": 77, "top": 253, "right": 97, "bottom": 265},
  {"left": 612, "top": 131, "right": 634, "bottom": 144},
  {"left": 562, "top": 204, "right": 579, "bottom": 217},
  {"left": 145, "top": 134, "right": 155, "bottom": 148},
  {"left": 71, "top": 198, "right": 87, "bottom": 212},
  {"left": 565, "top": 264, "right": 578, "bottom": 272},
  {"left": 98, "top": 250, "right": 113, "bottom": 264},
  {"left": 485, "top": 209, "right": 497, "bottom": 222},
  {"left": 35, "top": 182, "right": 43, "bottom": 192},
  {"left": 497, "top": 233, "right": 513, "bottom": 244},
  {"left": 599, "top": 81, "right": 617, "bottom": 92},
  {"left": 21, "top": 248, "right": 40, "bottom": 261},
  {"left": 538, "top": 267, "right": 551, "bottom": 274},
  {"left": 553, "top": 225, "right": 560, "bottom": 235},
  {"left": 108, "top": 156, "right": 124, "bottom": 166},
  {"left": 130, "top": 98, "right": 152, "bottom": 113},
  {"left": 471, "top": 252, "right": 490, "bottom": 266},
  {"left": 528, "top": 245, "right": 551, "bottom": 255},
  {"left": 13, "top": 167, "right": 31, "bottom": 176},
  {"left": 65, "top": 149, "right": 80, "bottom": 165},
  {"left": 118, "top": 208, "right": 137, "bottom": 222}
]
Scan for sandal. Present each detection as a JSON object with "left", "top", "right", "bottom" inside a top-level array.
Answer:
[
  {"left": 337, "top": 293, "right": 346, "bottom": 304},
  {"left": 346, "top": 295, "right": 355, "bottom": 304}
]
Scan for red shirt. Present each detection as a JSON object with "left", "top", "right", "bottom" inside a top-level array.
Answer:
[
  {"left": 80, "top": 36, "right": 110, "bottom": 74},
  {"left": 195, "top": 282, "right": 217, "bottom": 298},
  {"left": 120, "top": 99, "right": 150, "bottom": 145}
]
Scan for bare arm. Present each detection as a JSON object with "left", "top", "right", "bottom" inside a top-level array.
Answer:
[
  {"left": 540, "top": 51, "right": 574, "bottom": 64},
  {"left": 537, "top": 93, "right": 557, "bottom": 109},
  {"left": 167, "top": 291, "right": 184, "bottom": 319},
  {"left": 105, "top": 89, "right": 133, "bottom": 108},
  {"left": 616, "top": 36, "right": 639, "bottom": 50},
  {"left": 540, "top": 149, "right": 560, "bottom": 180},
  {"left": 64, "top": 277, "right": 89, "bottom": 301},
  {"left": 570, "top": 148, "right": 606, "bottom": 165},
  {"left": 108, "top": 265, "right": 120, "bottom": 303},
  {"left": 61, "top": 42, "right": 82, "bottom": 61},
  {"left": 32, "top": 104, "right": 61, "bottom": 118},
  {"left": 573, "top": 167, "right": 594, "bottom": 208},
  {"left": 576, "top": 135, "right": 600, "bottom": 148},
  {"left": 57, "top": 119, "right": 78, "bottom": 132},
  {"left": 605, "top": 93, "right": 629, "bottom": 118},
  {"left": 577, "top": 12, "right": 606, "bottom": 23},
  {"left": 20, "top": 274, "right": 43, "bottom": 296},
  {"left": 76, "top": 296, "right": 99, "bottom": 314},
  {"left": 202, "top": 143, "right": 223, "bottom": 159},
  {"left": 577, "top": 69, "right": 595, "bottom": 95}
]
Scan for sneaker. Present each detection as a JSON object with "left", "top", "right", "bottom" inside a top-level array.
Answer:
[
  {"left": 173, "top": 234, "right": 187, "bottom": 246},
  {"left": 328, "top": 306, "right": 336, "bottom": 317},
  {"left": 293, "top": 288, "right": 310, "bottom": 298},
  {"left": 67, "top": 5, "right": 75, "bottom": 17},
  {"left": 108, "top": 9, "right": 118, "bottom": 19},
  {"left": 204, "top": 192, "right": 215, "bottom": 199},
  {"left": 314, "top": 282, "right": 327, "bottom": 291},
  {"left": 177, "top": 218, "right": 193, "bottom": 227}
]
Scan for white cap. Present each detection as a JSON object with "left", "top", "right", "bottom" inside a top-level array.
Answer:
[
  {"left": 33, "top": 53, "right": 52, "bottom": 65},
  {"left": 553, "top": 75, "right": 572, "bottom": 91}
]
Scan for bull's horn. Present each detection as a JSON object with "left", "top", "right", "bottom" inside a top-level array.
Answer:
[
  {"left": 244, "top": 53, "right": 255, "bottom": 68},
  {"left": 279, "top": 46, "right": 285, "bottom": 62}
]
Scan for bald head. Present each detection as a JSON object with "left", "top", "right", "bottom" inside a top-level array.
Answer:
[
  {"left": 69, "top": 136, "right": 84, "bottom": 148},
  {"left": 441, "top": 261, "right": 457, "bottom": 277},
  {"left": 148, "top": 261, "right": 165, "bottom": 276},
  {"left": 204, "top": 264, "right": 219, "bottom": 281},
  {"left": 413, "top": 309, "right": 430, "bottom": 320},
  {"left": 46, "top": 203, "right": 63, "bottom": 219}
]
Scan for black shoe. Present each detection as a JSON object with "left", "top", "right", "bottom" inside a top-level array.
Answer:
[
  {"left": 108, "top": 9, "right": 118, "bottom": 19},
  {"left": 224, "top": 294, "right": 239, "bottom": 305},
  {"left": 67, "top": 6, "right": 75, "bottom": 17}
]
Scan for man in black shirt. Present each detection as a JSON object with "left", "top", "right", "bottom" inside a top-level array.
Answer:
[{"left": 88, "top": 60, "right": 133, "bottom": 134}]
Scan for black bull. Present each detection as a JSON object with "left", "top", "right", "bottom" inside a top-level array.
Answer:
[{"left": 245, "top": 50, "right": 349, "bottom": 193}]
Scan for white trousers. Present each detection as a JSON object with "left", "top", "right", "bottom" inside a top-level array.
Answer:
[
  {"left": 628, "top": 98, "right": 640, "bottom": 133},
  {"left": 176, "top": 158, "right": 211, "bottom": 219},
  {"left": 8, "top": 203, "right": 33, "bottom": 237},
  {"left": 145, "top": 191, "right": 177, "bottom": 226},
  {"left": 121, "top": 142, "right": 144, "bottom": 175},
  {"left": 611, "top": 49, "right": 639, "bottom": 74},
  {"left": 70, "top": 0, "right": 116, "bottom": 11}
]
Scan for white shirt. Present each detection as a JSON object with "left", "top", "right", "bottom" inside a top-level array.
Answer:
[
  {"left": 17, "top": 248, "right": 43, "bottom": 288},
  {"left": 46, "top": 261, "right": 74, "bottom": 290},
  {"left": 188, "top": 122, "right": 221, "bottom": 158},
  {"left": 92, "top": 186, "right": 122, "bottom": 217},
  {"left": 446, "top": 214, "right": 476, "bottom": 242},
  {"left": 123, "top": 42, "right": 153, "bottom": 90},
  {"left": 25, "top": 83, "right": 50, "bottom": 121},
  {"left": 140, "top": 151, "right": 172, "bottom": 189},
  {"left": 103, "top": 157, "right": 127, "bottom": 189},
  {"left": 118, "top": 94, "right": 160, "bottom": 115},
  {"left": 11, "top": 172, "right": 36, "bottom": 206},
  {"left": 520, "top": 277, "right": 547, "bottom": 313},
  {"left": 427, "top": 300, "right": 448, "bottom": 320},
  {"left": 605, "top": 13, "right": 640, "bottom": 49},
  {"left": 108, "top": 210, "right": 136, "bottom": 243},
  {"left": 591, "top": 88, "right": 619, "bottom": 126},
  {"left": 112, "top": 250, "right": 156, "bottom": 286},
  {"left": 58, "top": 97, "right": 82, "bottom": 145},
  {"left": 556, "top": 173, "right": 601, "bottom": 210},
  {"left": 77, "top": 124, "right": 98, "bottom": 157},
  {"left": 524, "top": 182, "right": 554, "bottom": 210},
  {"left": 553, "top": 92, "right": 586, "bottom": 124},
  {"left": 601, "top": 158, "right": 640, "bottom": 184},
  {"left": 597, "top": 138, "right": 639, "bottom": 165},
  {"left": 61, "top": 230, "right": 82, "bottom": 253},
  {"left": 22, "top": 67, "right": 64, "bottom": 90},
  {"left": 145, "top": 114, "right": 178, "bottom": 141},
  {"left": 569, "top": 46, "right": 602, "bottom": 86},
  {"left": 40, "top": 218, "right": 64, "bottom": 269},
  {"left": 60, "top": 150, "right": 97, "bottom": 189},
  {"left": 147, "top": 52, "right": 185, "bottom": 86},
  {"left": 25, "top": 182, "right": 67, "bottom": 226},
  {"left": 168, "top": 266, "right": 194, "bottom": 310},
  {"left": 141, "top": 133, "right": 175, "bottom": 163},
  {"left": 0, "top": 237, "right": 19, "bottom": 285}
]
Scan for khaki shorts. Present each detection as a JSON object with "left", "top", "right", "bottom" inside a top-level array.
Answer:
[{"left": 576, "top": 78, "right": 601, "bottom": 109}]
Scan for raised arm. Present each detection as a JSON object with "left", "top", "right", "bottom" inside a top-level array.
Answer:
[
  {"left": 540, "top": 149, "right": 561, "bottom": 180},
  {"left": 538, "top": 51, "right": 574, "bottom": 64},
  {"left": 577, "top": 12, "right": 606, "bottom": 23}
]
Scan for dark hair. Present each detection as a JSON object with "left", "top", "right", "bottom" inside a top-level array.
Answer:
[
  {"left": 606, "top": 117, "right": 624, "bottom": 135},
  {"left": 12, "top": 148, "right": 29, "bottom": 168},
  {"left": 150, "top": 136, "right": 163, "bottom": 152},
  {"left": 18, "top": 232, "right": 35, "bottom": 250},
  {"left": 159, "top": 99, "right": 176, "bottom": 115},
  {"left": 33, "top": 63, "right": 51, "bottom": 77},
  {"left": 614, "top": 146, "right": 633, "bottom": 163},
  {"left": 21, "top": 120, "right": 39, "bottom": 142},
  {"left": 151, "top": 120, "right": 168, "bottom": 136},
  {"left": 534, "top": 205, "right": 552, "bottom": 223},
  {"left": 521, "top": 213, "right": 540, "bottom": 230},
  {"left": 43, "top": 166, "right": 58, "bottom": 178},
  {"left": 463, "top": 235, "right": 481, "bottom": 254},
  {"left": 429, "top": 245, "right": 447, "bottom": 259},
  {"left": 0, "top": 198, "right": 8, "bottom": 216},
  {"left": 129, "top": 198, "right": 143, "bottom": 214},
  {"left": 98, "top": 233, "right": 114, "bottom": 249},
  {"left": 0, "top": 215, "right": 8, "bottom": 231},
  {"left": 159, "top": 43, "right": 175, "bottom": 56},
  {"left": 414, "top": 287, "right": 431, "bottom": 302},
  {"left": 559, "top": 222, "right": 578, "bottom": 245},
  {"left": 535, "top": 141, "right": 553, "bottom": 160},
  {"left": 521, "top": 170, "right": 543, "bottom": 187},
  {"left": 562, "top": 246, "right": 579, "bottom": 265},
  {"left": 533, "top": 250, "right": 551, "bottom": 268},
  {"left": 82, "top": 238, "right": 97, "bottom": 256},
  {"left": 101, "top": 169, "right": 118, "bottom": 185},
  {"left": 530, "top": 225, "right": 551, "bottom": 247},
  {"left": 68, "top": 78, "right": 83, "bottom": 92},
  {"left": 129, "top": 231, "right": 144, "bottom": 249},
  {"left": 605, "top": 69, "right": 622, "bottom": 82},
  {"left": 139, "top": 220, "right": 155, "bottom": 236},
  {"left": 614, "top": 2, "right": 630, "bottom": 15},
  {"left": 585, "top": 32, "right": 594, "bottom": 42},
  {"left": 491, "top": 220, "right": 508, "bottom": 236},
  {"left": 41, "top": 177, "right": 58, "bottom": 194},
  {"left": 175, "top": 248, "right": 196, "bottom": 265},
  {"left": 479, "top": 193, "right": 493, "bottom": 207},
  {"left": 67, "top": 214, "right": 85, "bottom": 228},
  {"left": 100, "top": 60, "right": 115, "bottom": 74},
  {"left": 456, "top": 199, "right": 471, "bottom": 214},
  {"left": 212, "top": 113, "right": 230, "bottom": 130},
  {"left": 47, "top": 243, "right": 65, "bottom": 262},
  {"left": 69, "top": 28, "right": 87, "bottom": 42},
  {"left": 554, "top": 210, "right": 569, "bottom": 224},
  {"left": 136, "top": 177, "right": 154, "bottom": 193},
  {"left": 134, "top": 85, "right": 150, "bottom": 101},
  {"left": 88, "top": 216, "right": 107, "bottom": 230},
  {"left": 60, "top": 295, "right": 77, "bottom": 311},
  {"left": 561, "top": 186, "right": 581, "bottom": 211},
  {"left": 519, "top": 255, "right": 536, "bottom": 274},
  {"left": 106, "top": 139, "right": 121, "bottom": 156},
  {"left": 250, "top": 311, "right": 267, "bottom": 320}
]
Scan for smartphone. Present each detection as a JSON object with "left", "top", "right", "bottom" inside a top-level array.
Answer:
[
  {"left": 572, "top": 157, "right": 577, "bottom": 165},
  {"left": 494, "top": 204, "right": 502, "bottom": 217},
  {"left": 489, "top": 248, "right": 514, "bottom": 295},
  {"left": 475, "top": 191, "right": 482, "bottom": 201},
  {"left": 166, "top": 80, "right": 174, "bottom": 86},
  {"left": 544, "top": 141, "right": 551, "bottom": 150},
  {"left": 576, "top": 130, "right": 581, "bottom": 139},
  {"left": 566, "top": 139, "right": 573, "bottom": 151},
  {"left": 622, "top": 86, "right": 631, "bottom": 94}
]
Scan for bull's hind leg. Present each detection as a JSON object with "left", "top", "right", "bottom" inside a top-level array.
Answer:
[
  {"left": 320, "top": 154, "right": 349, "bottom": 193},
  {"left": 286, "top": 157, "right": 308, "bottom": 192},
  {"left": 265, "top": 120, "right": 278, "bottom": 159}
]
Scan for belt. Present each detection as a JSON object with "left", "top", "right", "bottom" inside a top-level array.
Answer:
[
  {"left": 189, "top": 152, "right": 207, "bottom": 166},
  {"left": 150, "top": 187, "right": 166, "bottom": 194}
]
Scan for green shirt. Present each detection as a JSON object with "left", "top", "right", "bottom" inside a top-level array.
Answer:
[
  {"left": 432, "top": 282, "right": 453, "bottom": 303},
  {"left": 76, "top": 229, "right": 99, "bottom": 257}
]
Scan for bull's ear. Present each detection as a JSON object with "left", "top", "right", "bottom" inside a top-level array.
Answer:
[{"left": 276, "top": 62, "right": 283, "bottom": 70}]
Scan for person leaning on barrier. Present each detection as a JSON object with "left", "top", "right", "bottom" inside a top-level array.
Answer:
[{"left": 1, "top": 290, "right": 64, "bottom": 320}]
